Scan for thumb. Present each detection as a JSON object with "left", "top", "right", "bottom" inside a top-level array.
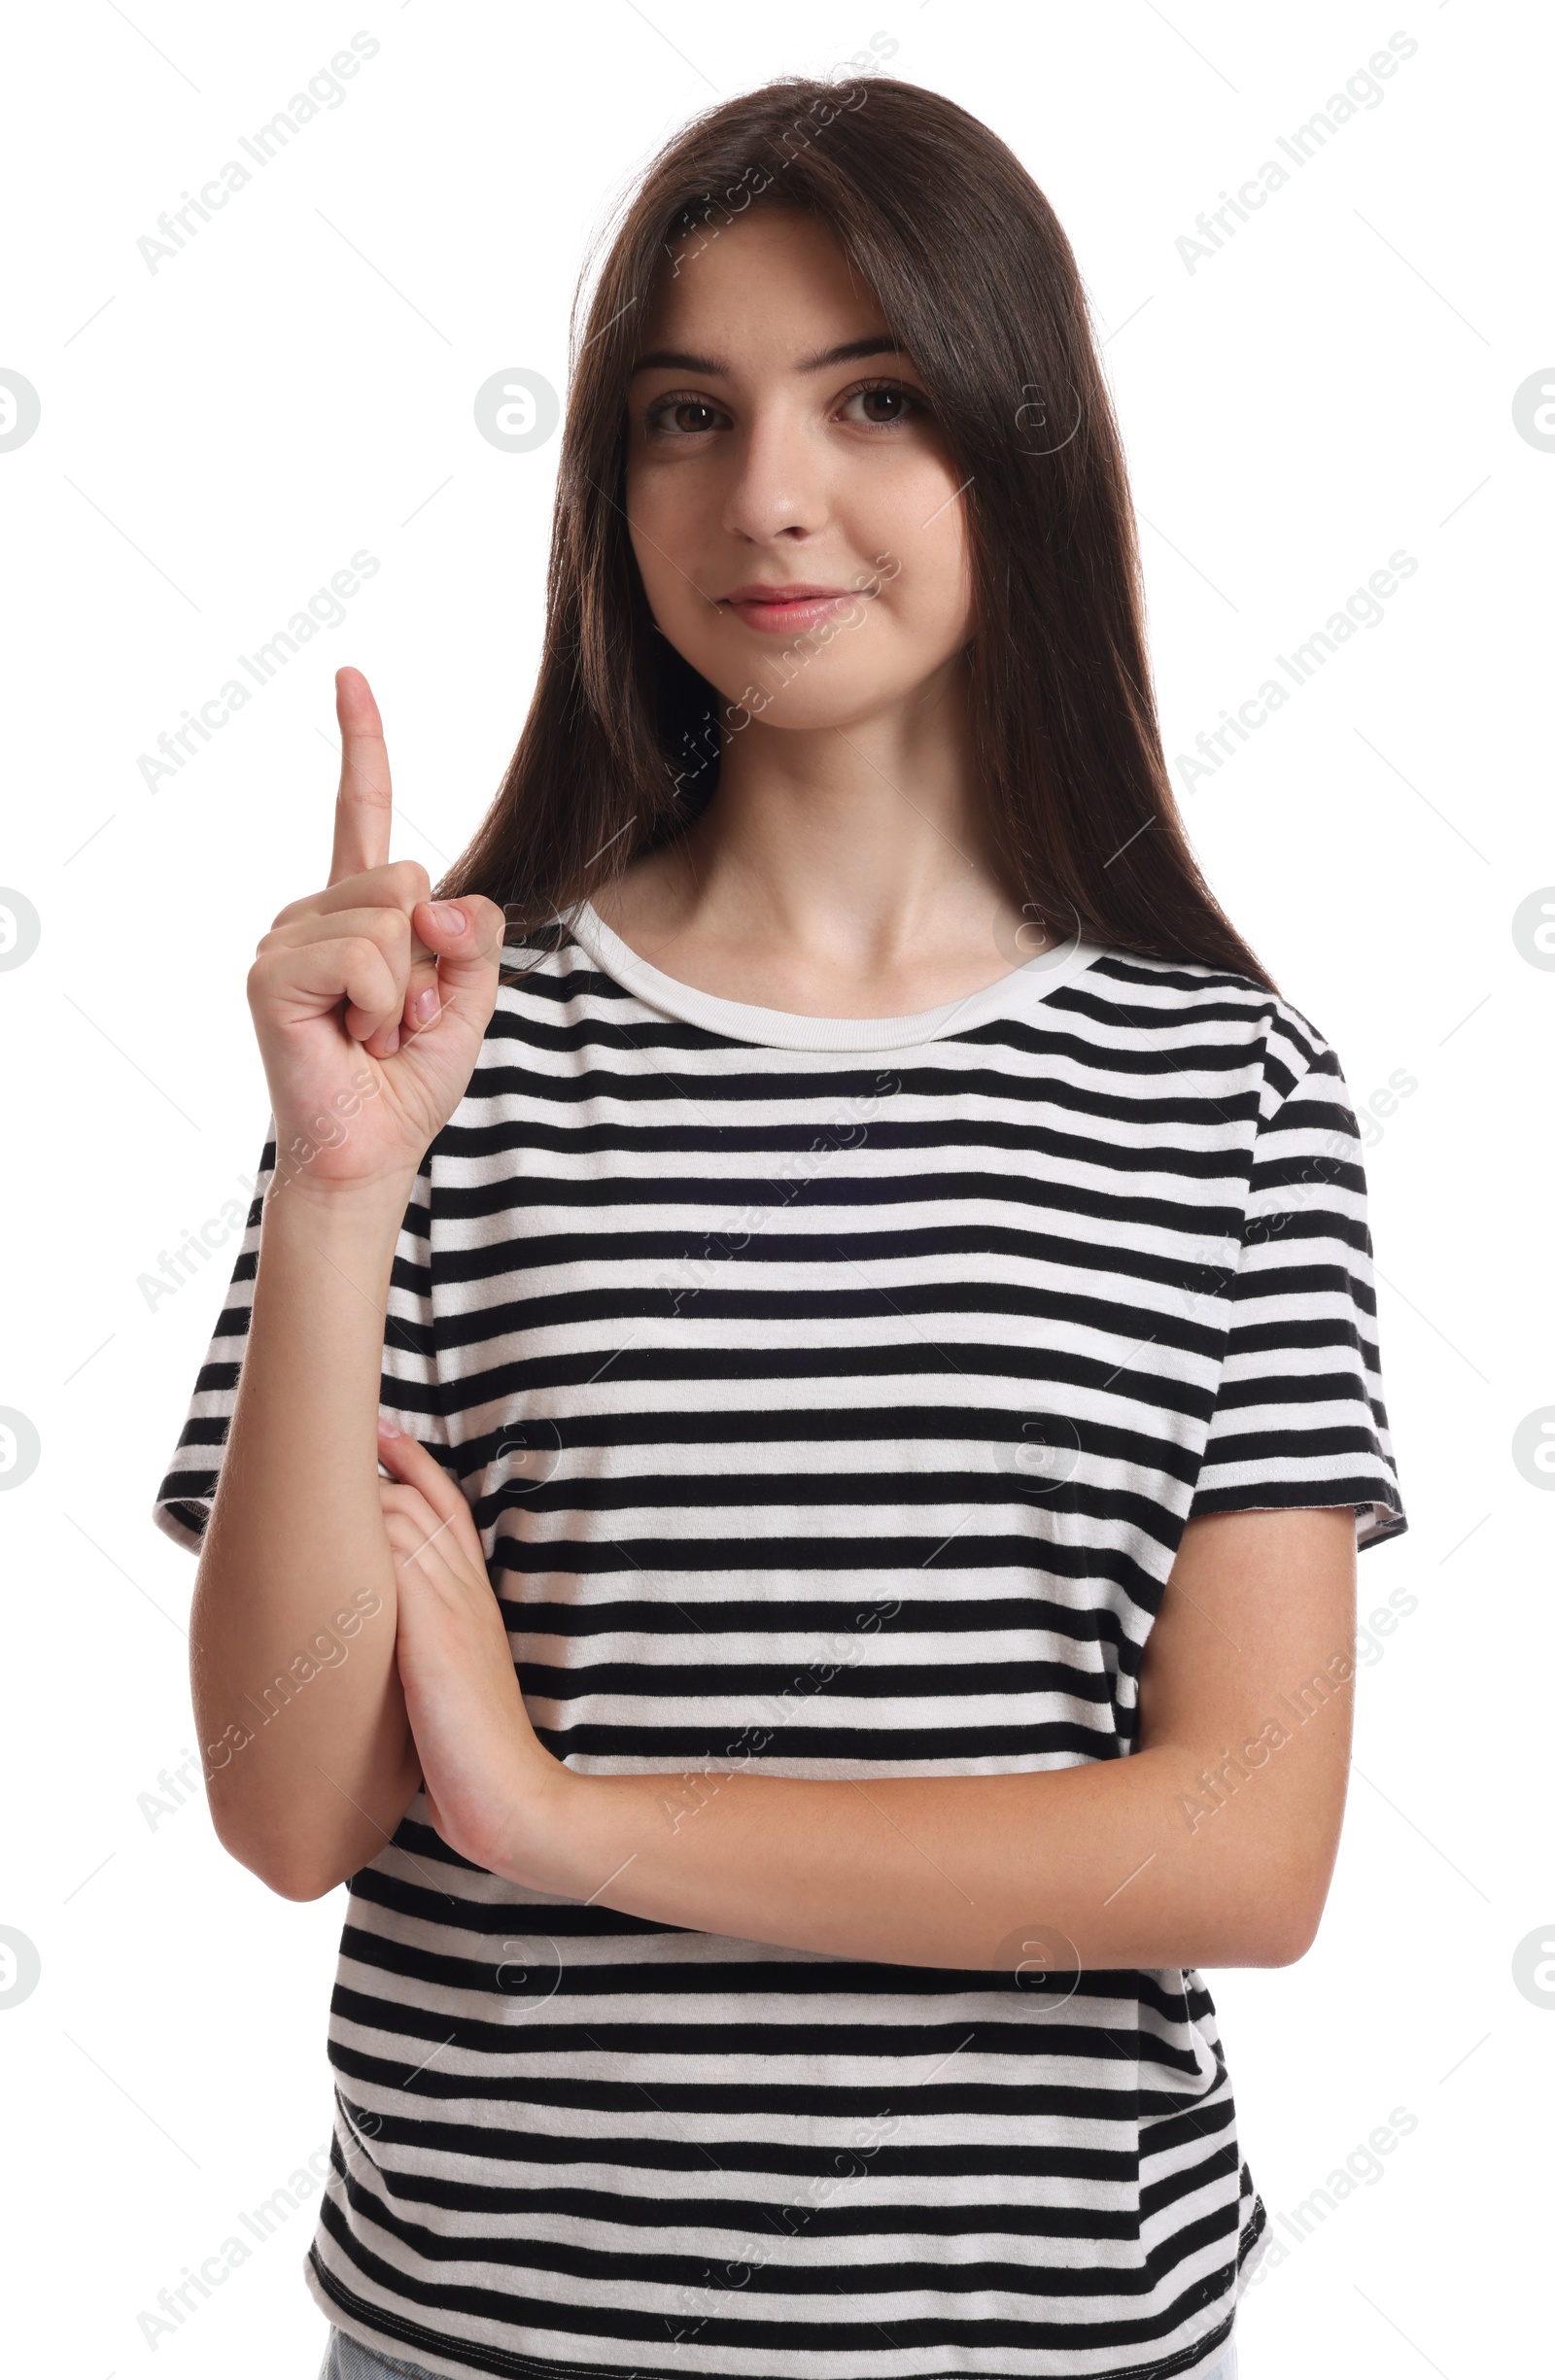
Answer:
[{"left": 413, "top": 894, "right": 507, "bottom": 1006}]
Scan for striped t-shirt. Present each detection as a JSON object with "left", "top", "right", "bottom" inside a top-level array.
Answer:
[{"left": 155, "top": 907, "right": 1406, "bottom": 2380}]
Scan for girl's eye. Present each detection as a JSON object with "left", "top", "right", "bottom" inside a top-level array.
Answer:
[
  {"left": 838, "top": 378, "right": 927, "bottom": 430},
  {"left": 643, "top": 395, "right": 729, "bottom": 437}
]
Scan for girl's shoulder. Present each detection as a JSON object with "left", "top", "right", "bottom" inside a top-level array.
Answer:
[{"left": 1062, "top": 944, "right": 1338, "bottom": 1089}]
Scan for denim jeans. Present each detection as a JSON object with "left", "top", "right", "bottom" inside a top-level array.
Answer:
[
  {"left": 319, "top": 2328, "right": 446, "bottom": 2379},
  {"left": 321, "top": 2327, "right": 1238, "bottom": 2380}
]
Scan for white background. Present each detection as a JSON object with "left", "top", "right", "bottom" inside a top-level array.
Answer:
[{"left": 1, "top": 4, "right": 1548, "bottom": 2374}]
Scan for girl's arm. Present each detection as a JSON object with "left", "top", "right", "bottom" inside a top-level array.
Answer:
[
  {"left": 190, "top": 1172, "right": 423, "bottom": 1898},
  {"left": 384, "top": 1424, "right": 1358, "bottom": 1969},
  {"left": 189, "top": 667, "right": 504, "bottom": 1898},
  {"left": 511, "top": 1503, "right": 1358, "bottom": 1970}
]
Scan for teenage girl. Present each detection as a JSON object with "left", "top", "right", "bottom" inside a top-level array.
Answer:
[{"left": 156, "top": 74, "right": 1405, "bottom": 2380}]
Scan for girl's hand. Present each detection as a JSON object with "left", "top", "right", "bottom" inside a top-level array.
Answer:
[
  {"left": 247, "top": 667, "right": 508, "bottom": 1202},
  {"left": 376, "top": 1420, "right": 569, "bottom": 1875}
]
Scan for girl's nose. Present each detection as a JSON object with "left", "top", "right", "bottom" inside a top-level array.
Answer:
[{"left": 719, "top": 412, "right": 832, "bottom": 546}]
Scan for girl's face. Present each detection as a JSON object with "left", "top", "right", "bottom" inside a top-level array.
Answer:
[{"left": 624, "top": 207, "right": 975, "bottom": 730}]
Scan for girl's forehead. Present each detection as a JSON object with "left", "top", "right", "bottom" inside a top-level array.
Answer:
[{"left": 635, "top": 208, "right": 877, "bottom": 344}]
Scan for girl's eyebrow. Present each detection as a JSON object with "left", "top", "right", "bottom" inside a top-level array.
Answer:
[{"left": 628, "top": 334, "right": 910, "bottom": 378}]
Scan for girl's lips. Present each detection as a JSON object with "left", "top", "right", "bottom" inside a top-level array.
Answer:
[{"left": 724, "top": 591, "right": 864, "bottom": 636}]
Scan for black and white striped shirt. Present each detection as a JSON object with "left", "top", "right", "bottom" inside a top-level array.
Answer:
[{"left": 155, "top": 910, "right": 1406, "bottom": 2380}]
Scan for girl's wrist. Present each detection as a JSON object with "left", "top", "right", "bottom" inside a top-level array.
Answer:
[
  {"left": 256, "top": 1170, "right": 422, "bottom": 1289},
  {"left": 262, "top": 1160, "right": 421, "bottom": 1225},
  {"left": 480, "top": 1753, "right": 596, "bottom": 1895}
]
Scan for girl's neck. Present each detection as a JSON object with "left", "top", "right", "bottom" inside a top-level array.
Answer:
[{"left": 592, "top": 655, "right": 1038, "bottom": 1018}]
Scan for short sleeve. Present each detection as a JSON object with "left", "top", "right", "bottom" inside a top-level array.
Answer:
[
  {"left": 151, "top": 1117, "right": 440, "bottom": 1553},
  {"left": 1189, "top": 1041, "right": 1407, "bottom": 1552}
]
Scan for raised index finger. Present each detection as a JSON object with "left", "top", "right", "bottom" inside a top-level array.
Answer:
[{"left": 328, "top": 666, "right": 394, "bottom": 886}]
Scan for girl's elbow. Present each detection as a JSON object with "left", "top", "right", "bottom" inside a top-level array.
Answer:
[
  {"left": 1254, "top": 1905, "right": 1321, "bottom": 1967},
  {"left": 211, "top": 1810, "right": 341, "bottom": 1902},
  {"left": 1244, "top": 1874, "right": 1331, "bottom": 1966}
]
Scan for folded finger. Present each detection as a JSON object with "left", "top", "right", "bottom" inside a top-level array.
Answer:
[
  {"left": 249, "top": 932, "right": 402, "bottom": 1048},
  {"left": 378, "top": 1424, "right": 484, "bottom": 1560},
  {"left": 274, "top": 860, "right": 432, "bottom": 931}
]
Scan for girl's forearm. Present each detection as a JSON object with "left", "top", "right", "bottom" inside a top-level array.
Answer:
[
  {"left": 487, "top": 1726, "right": 1342, "bottom": 1974},
  {"left": 190, "top": 1171, "right": 423, "bottom": 1896}
]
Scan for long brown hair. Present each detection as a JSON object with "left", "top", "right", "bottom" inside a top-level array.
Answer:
[{"left": 437, "top": 72, "right": 1275, "bottom": 993}]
